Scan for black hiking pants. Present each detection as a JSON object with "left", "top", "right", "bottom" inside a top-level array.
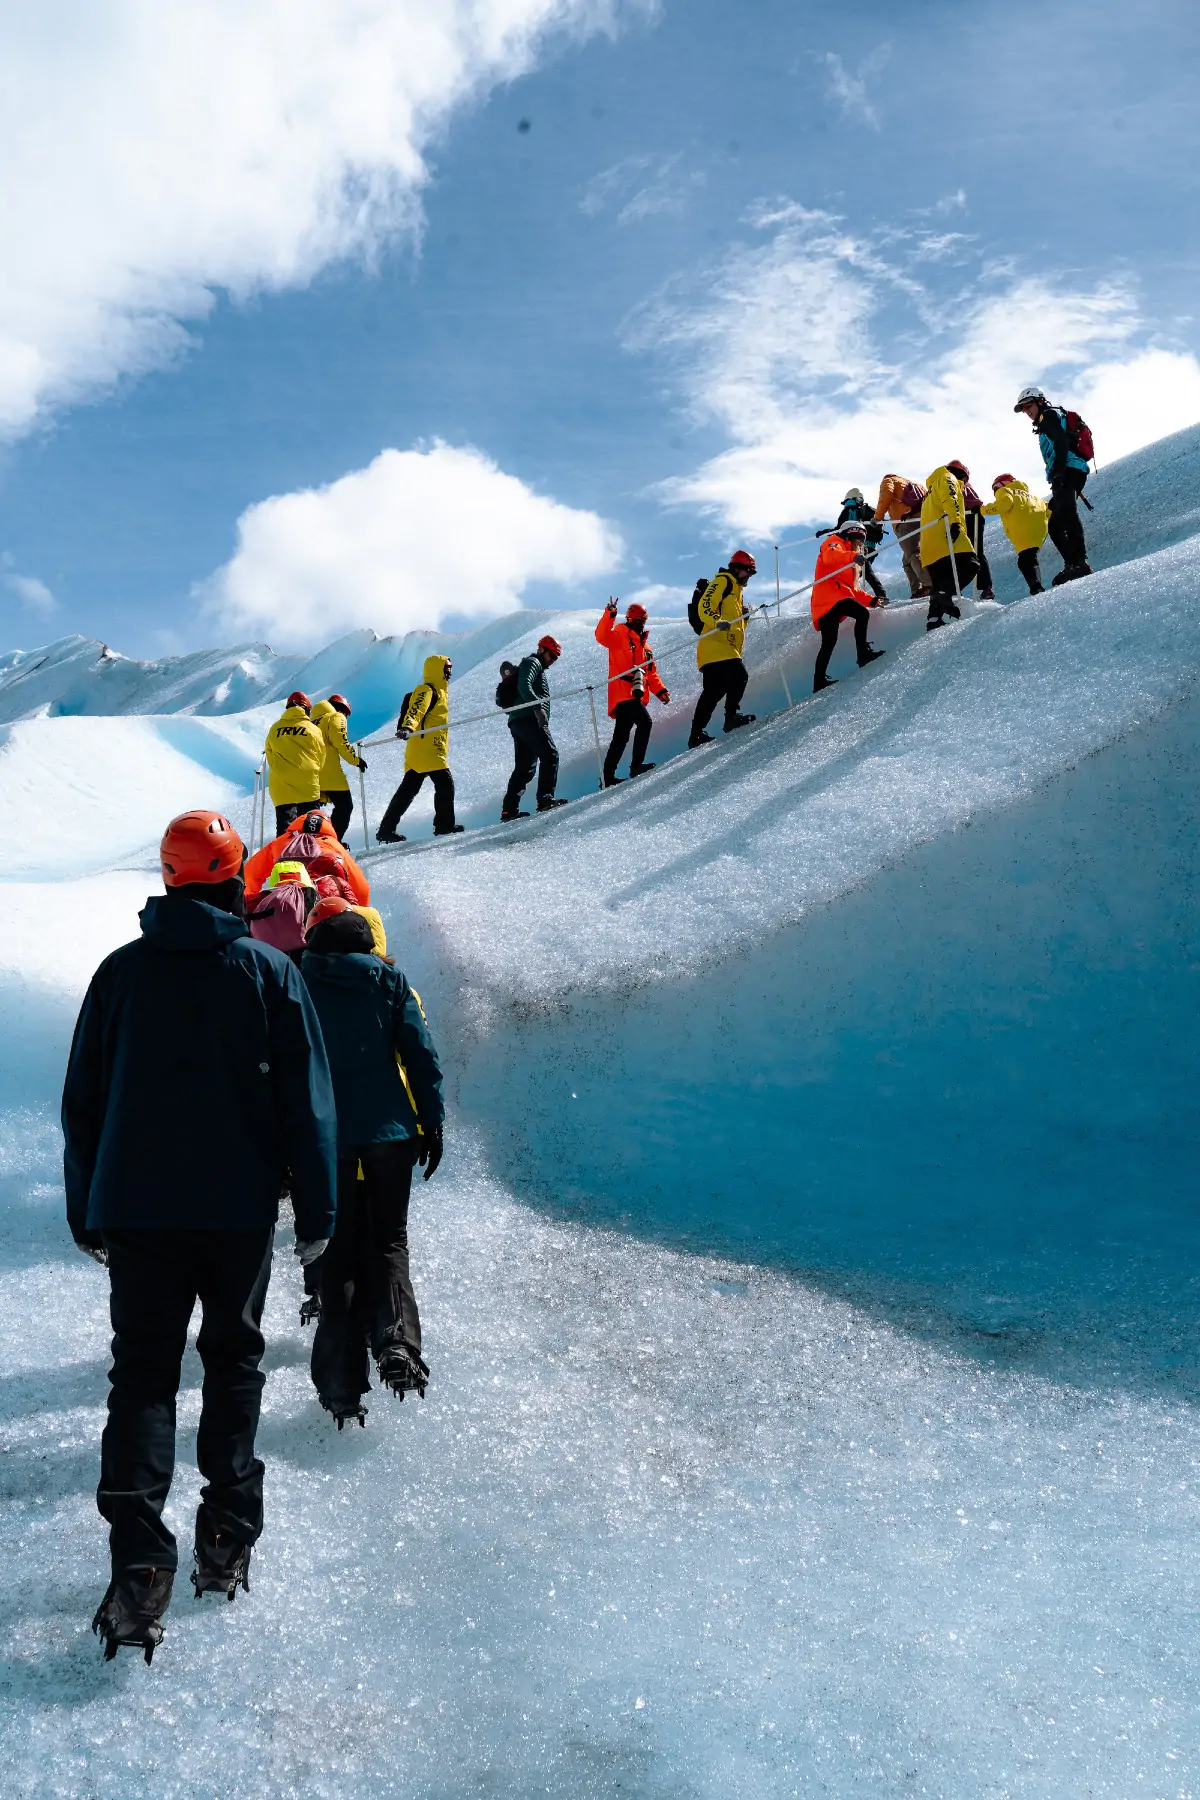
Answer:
[
  {"left": 98, "top": 1227, "right": 274, "bottom": 1575},
  {"left": 504, "top": 712, "right": 559, "bottom": 812},
  {"left": 965, "top": 512, "right": 994, "bottom": 595},
  {"left": 275, "top": 800, "right": 318, "bottom": 837},
  {"left": 690, "top": 658, "right": 748, "bottom": 737},
  {"left": 604, "top": 697, "right": 653, "bottom": 781},
  {"left": 1017, "top": 547, "right": 1045, "bottom": 594},
  {"left": 324, "top": 789, "right": 353, "bottom": 842},
  {"left": 925, "top": 553, "right": 977, "bottom": 626},
  {"left": 1048, "top": 471, "right": 1088, "bottom": 569},
  {"left": 814, "top": 599, "right": 873, "bottom": 684},
  {"left": 378, "top": 767, "right": 456, "bottom": 837},
  {"left": 311, "top": 1142, "right": 421, "bottom": 1408}
]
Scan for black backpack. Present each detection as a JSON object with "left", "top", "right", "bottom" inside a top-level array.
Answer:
[
  {"left": 687, "top": 578, "right": 709, "bottom": 635},
  {"left": 495, "top": 661, "right": 520, "bottom": 709}
]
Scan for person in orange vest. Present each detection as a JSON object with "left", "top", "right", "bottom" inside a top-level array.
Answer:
[
  {"left": 594, "top": 599, "right": 671, "bottom": 786},
  {"left": 244, "top": 810, "right": 371, "bottom": 906},
  {"left": 810, "top": 522, "right": 886, "bottom": 693}
]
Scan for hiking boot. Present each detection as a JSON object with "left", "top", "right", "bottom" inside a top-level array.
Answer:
[
  {"left": 858, "top": 647, "right": 886, "bottom": 668},
  {"left": 1028, "top": 581, "right": 1046, "bottom": 595},
  {"left": 1051, "top": 569, "right": 1071, "bottom": 587},
  {"left": 926, "top": 617, "right": 946, "bottom": 631},
  {"left": 979, "top": 588, "right": 996, "bottom": 600},
  {"left": 377, "top": 1339, "right": 430, "bottom": 1401},
  {"left": 192, "top": 1513, "right": 252, "bottom": 1603},
  {"left": 946, "top": 600, "right": 961, "bottom": 619},
  {"left": 1067, "top": 562, "right": 1093, "bottom": 580},
  {"left": 434, "top": 825, "right": 465, "bottom": 836},
  {"left": 687, "top": 731, "right": 713, "bottom": 748},
  {"left": 500, "top": 810, "right": 529, "bottom": 822},
  {"left": 629, "top": 762, "right": 656, "bottom": 777},
  {"left": 537, "top": 797, "right": 568, "bottom": 811},
  {"left": 723, "top": 713, "right": 755, "bottom": 732},
  {"left": 376, "top": 831, "right": 405, "bottom": 844},
  {"left": 813, "top": 675, "right": 837, "bottom": 692},
  {"left": 320, "top": 1394, "right": 368, "bottom": 1430},
  {"left": 602, "top": 774, "right": 624, "bottom": 788},
  {"left": 299, "top": 1292, "right": 321, "bottom": 1327},
  {"left": 93, "top": 1566, "right": 174, "bottom": 1664}
]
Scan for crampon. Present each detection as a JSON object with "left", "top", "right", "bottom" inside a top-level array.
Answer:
[
  {"left": 92, "top": 1566, "right": 174, "bottom": 1664},
  {"left": 376, "top": 1340, "right": 430, "bottom": 1401}
]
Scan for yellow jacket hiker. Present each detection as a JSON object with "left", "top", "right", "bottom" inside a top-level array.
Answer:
[
  {"left": 311, "top": 699, "right": 364, "bottom": 792},
  {"left": 264, "top": 694, "right": 325, "bottom": 832},
  {"left": 688, "top": 549, "right": 758, "bottom": 747},
  {"left": 919, "top": 465, "right": 970, "bottom": 569},
  {"left": 376, "top": 655, "right": 462, "bottom": 843},
  {"left": 983, "top": 475, "right": 1051, "bottom": 596}
]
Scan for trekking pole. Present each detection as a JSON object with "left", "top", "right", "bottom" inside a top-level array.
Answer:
[
  {"left": 357, "top": 747, "right": 370, "bottom": 855},
  {"left": 762, "top": 600, "right": 794, "bottom": 711},
  {"left": 585, "top": 686, "right": 606, "bottom": 791},
  {"left": 943, "top": 515, "right": 964, "bottom": 610}
]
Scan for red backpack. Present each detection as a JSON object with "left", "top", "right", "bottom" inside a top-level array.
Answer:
[
  {"left": 246, "top": 884, "right": 313, "bottom": 956},
  {"left": 1063, "top": 410, "right": 1095, "bottom": 463},
  {"left": 899, "top": 479, "right": 927, "bottom": 512}
]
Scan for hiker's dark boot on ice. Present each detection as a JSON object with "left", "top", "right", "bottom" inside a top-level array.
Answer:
[
  {"left": 858, "top": 647, "right": 886, "bottom": 668},
  {"left": 377, "top": 1338, "right": 430, "bottom": 1401},
  {"left": 93, "top": 1565, "right": 174, "bottom": 1664},
  {"left": 629, "top": 762, "right": 656, "bottom": 777},
  {"left": 192, "top": 1511, "right": 252, "bottom": 1603},
  {"left": 687, "top": 730, "right": 713, "bottom": 748},
  {"left": 602, "top": 773, "right": 624, "bottom": 788},
  {"left": 433, "top": 824, "right": 465, "bottom": 836},
  {"left": 376, "top": 830, "right": 405, "bottom": 844},
  {"left": 814, "top": 675, "right": 837, "bottom": 692},
  {"left": 500, "top": 809, "right": 529, "bottom": 821},
  {"left": 724, "top": 713, "right": 755, "bottom": 732},
  {"left": 299, "top": 1292, "right": 321, "bottom": 1327},
  {"left": 320, "top": 1394, "right": 368, "bottom": 1430},
  {"left": 537, "top": 797, "right": 568, "bottom": 811}
]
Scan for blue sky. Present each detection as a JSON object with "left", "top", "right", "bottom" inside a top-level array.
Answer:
[{"left": 0, "top": 0, "right": 1196, "bottom": 656}]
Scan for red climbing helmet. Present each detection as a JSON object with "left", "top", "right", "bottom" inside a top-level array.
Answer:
[
  {"left": 625, "top": 602, "right": 648, "bottom": 625},
  {"left": 728, "top": 549, "right": 757, "bottom": 575},
  {"left": 328, "top": 692, "right": 351, "bottom": 714},
  {"left": 286, "top": 691, "right": 311, "bottom": 711},
  {"left": 991, "top": 473, "right": 1016, "bottom": 491},
  {"left": 306, "top": 895, "right": 351, "bottom": 931},
  {"left": 946, "top": 459, "right": 970, "bottom": 481},
  {"left": 160, "top": 811, "right": 244, "bottom": 886},
  {"left": 537, "top": 635, "right": 563, "bottom": 659}
]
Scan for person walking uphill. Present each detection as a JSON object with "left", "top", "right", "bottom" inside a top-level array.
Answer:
[
  {"left": 311, "top": 694, "right": 366, "bottom": 843},
  {"left": 982, "top": 474, "right": 1050, "bottom": 594},
  {"left": 945, "top": 462, "right": 995, "bottom": 600},
  {"left": 810, "top": 523, "right": 886, "bottom": 693},
  {"left": 301, "top": 901, "right": 445, "bottom": 1429},
  {"left": 1014, "top": 385, "right": 1093, "bottom": 584},
  {"left": 873, "top": 474, "right": 931, "bottom": 599},
  {"left": 62, "top": 810, "right": 337, "bottom": 1663},
  {"left": 501, "top": 636, "right": 567, "bottom": 819},
  {"left": 595, "top": 600, "right": 671, "bottom": 786},
  {"left": 836, "top": 489, "right": 888, "bottom": 604},
  {"left": 919, "top": 464, "right": 978, "bottom": 630},
  {"left": 377, "top": 656, "right": 463, "bottom": 843},
  {"left": 264, "top": 693, "right": 326, "bottom": 837},
  {"left": 688, "top": 550, "right": 757, "bottom": 748}
]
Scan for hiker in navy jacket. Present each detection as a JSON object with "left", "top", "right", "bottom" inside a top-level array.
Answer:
[
  {"left": 300, "top": 902, "right": 445, "bottom": 1428},
  {"left": 62, "top": 810, "right": 337, "bottom": 1663}
]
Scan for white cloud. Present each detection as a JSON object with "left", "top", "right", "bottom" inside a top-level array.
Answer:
[
  {"left": 821, "top": 48, "right": 890, "bottom": 130},
  {"left": 202, "top": 442, "right": 622, "bottom": 646},
  {"left": 639, "top": 207, "right": 1200, "bottom": 536},
  {"left": 0, "top": 0, "right": 635, "bottom": 436},
  {"left": 3, "top": 572, "right": 56, "bottom": 614},
  {"left": 581, "top": 151, "right": 703, "bottom": 224}
]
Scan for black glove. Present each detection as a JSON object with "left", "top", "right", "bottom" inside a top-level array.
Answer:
[
  {"left": 357, "top": 756, "right": 369, "bottom": 772},
  {"left": 416, "top": 1124, "right": 443, "bottom": 1181},
  {"left": 73, "top": 1231, "right": 108, "bottom": 1267},
  {"left": 950, "top": 521, "right": 962, "bottom": 543}
]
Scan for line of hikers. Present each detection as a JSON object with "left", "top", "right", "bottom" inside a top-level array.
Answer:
[
  {"left": 261, "top": 386, "right": 1096, "bottom": 835},
  {"left": 63, "top": 805, "right": 445, "bottom": 1663}
]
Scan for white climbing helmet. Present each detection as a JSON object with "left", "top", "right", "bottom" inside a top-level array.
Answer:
[{"left": 1014, "top": 385, "right": 1046, "bottom": 413}]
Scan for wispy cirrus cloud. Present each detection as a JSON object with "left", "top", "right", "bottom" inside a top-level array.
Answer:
[
  {"left": 632, "top": 202, "right": 1200, "bottom": 537},
  {"left": 821, "top": 47, "right": 891, "bottom": 131},
  {"left": 581, "top": 152, "right": 704, "bottom": 225}
]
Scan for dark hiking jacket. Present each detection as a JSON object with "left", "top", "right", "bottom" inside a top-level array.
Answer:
[
  {"left": 299, "top": 951, "right": 444, "bottom": 1152},
  {"left": 62, "top": 895, "right": 337, "bottom": 1241}
]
